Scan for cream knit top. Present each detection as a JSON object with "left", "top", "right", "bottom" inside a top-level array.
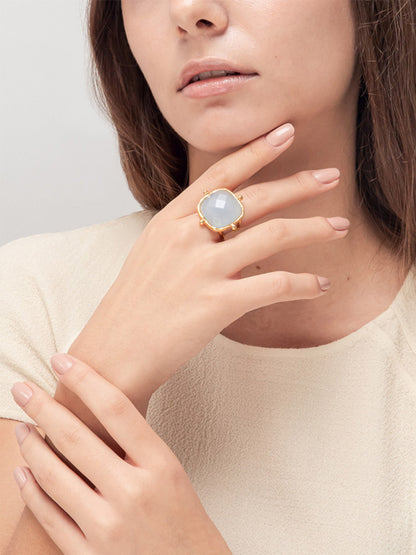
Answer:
[{"left": 1, "top": 209, "right": 416, "bottom": 554}]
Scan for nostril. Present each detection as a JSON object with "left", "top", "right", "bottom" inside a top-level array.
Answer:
[{"left": 197, "top": 19, "right": 213, "bottom": 28}]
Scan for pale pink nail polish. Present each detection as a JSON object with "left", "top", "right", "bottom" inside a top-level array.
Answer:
[
  {"left": 265, "top": 123, "right": 295, "bottom": 147},
  {"left": 11, "top": 383, "right": 33, "bottom": 407},
  {"left": 13, "top": 467, "right": 27, "bottom": 488},
  {"left": 15, "top": 422, "right": 30, "bottom": 445},
  {"left": 327, "top": 217, "right": 350, "bottom": 231}
]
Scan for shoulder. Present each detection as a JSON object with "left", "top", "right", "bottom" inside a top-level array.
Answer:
[
  {"left": 0, "top": 208, "right": 157, "bottom": 272},
  {"left": 0, "top": 207, "right": 159, "bottom": 330},
  {"left": 0, "top": 209, "right": 158, "bottom": 423},
  {"left": 0, "top": 208, "right": 158, "bottom": 301}
]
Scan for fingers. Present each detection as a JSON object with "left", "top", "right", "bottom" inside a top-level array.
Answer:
[
  {"left": 13, "top": 464, "right": 89, "bottom": 554},
  {"left": 227, "top": 271, "right": 329, "bottom": 314},
  {"left": 11, "top": 382, "right": 128, "bottom": 499},
  {"left": 218, "top": 215, "right": 350, "bottom": 276},
  {"left": 166, "top": 122, "right": 295, "bottom": 218},
  {"left": 48, "top": 354, "right": 175, "bottom": 470},
  {"left": 14, "top": 423, "right": 103, "bottom": 533},
  {"left": 230, "top": 168, "right": 341, "bottom": 228}
]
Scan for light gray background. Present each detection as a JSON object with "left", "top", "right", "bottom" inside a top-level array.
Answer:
[{"left": 1, "top": 0, "right": 142, "bottom": 247}]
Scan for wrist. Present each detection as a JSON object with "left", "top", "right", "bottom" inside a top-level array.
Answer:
[{"left": 66, "top": 337, "right": 153, "bottom": 418}]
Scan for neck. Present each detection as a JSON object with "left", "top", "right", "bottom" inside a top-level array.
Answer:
[{"left": 188, "top": 98, "right": 408, "bottom": 348}]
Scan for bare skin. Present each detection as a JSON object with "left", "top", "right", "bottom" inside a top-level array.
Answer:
[{"left": 121, "top": 0, "right": 408, "bottom": 349}]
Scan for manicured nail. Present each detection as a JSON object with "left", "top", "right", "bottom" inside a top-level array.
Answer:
[
  {"left": 317, "top": 276, "right": 331, "bottom": 291},
  {"left": 327, "top": 217, "right": 350, "bottom": 231},
  {"left": 15, "top": 422, "right": 30, "bottom": 445},
  {"left": 265, "top": 123, "right": 295, "bottom": 147},
  {"left": 312, "top": 168, "right": 340, "bottom": 185},
  {"left": 11, "top": 383, "right": 33, "bottom": 407},
  {"left": 13, "top": 466, "right": 27, "bottom": 488},
  {"left": 51, "top": 353, "right": 74, "bottom": 374}
]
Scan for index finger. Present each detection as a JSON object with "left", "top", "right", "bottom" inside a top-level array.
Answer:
[{"left": 166, "top": 122, "right": 295, "bottom": 218}]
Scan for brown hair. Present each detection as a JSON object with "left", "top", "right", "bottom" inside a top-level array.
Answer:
[{"left": 86, "top": 0, "right": 416, "bottom": 275}]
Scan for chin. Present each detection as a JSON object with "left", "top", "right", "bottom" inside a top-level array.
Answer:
[{"left": 184, "top": 126, "right": 268, "bottom": 154}]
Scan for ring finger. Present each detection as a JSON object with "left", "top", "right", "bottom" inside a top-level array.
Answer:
[{"left": 218, "top": 215, "right": 350, "bottom": 276}]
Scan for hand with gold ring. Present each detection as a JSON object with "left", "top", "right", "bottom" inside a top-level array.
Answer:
[{"left": 66, "top": 122, "right": 350, "bottom": 408}]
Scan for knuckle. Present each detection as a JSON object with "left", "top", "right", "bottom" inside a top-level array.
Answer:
[
  {"left": 295, "top": 171, "right": 315, "bottom": 193},
  {"left": 199, "top": 248, "right": 217, "bottom": 271},
  {"left": 102, "top": 391, "right": 131, "bottom": 418},
  {"left": 265, "top": 218, "right": 286, "bottom": 240},
  {"left": 273, "top": 272, "right": 292, "bottom": 296},
  {"left": 60, "top": 424, "right": 84, "bottom": 449},
  {"left": 117, "top": 472, "right": 145, "bottom": 509},
  {"left": 71, "top": 362, "right": 91, "bottom": 389},
  {"left": 170, "top": 219, "right": 193, "bottom": 247},
  {"left": 200, "top": 283, "right": 223, "bottom": 313},
  {"left": 95, "top": 510, "right": 123, "bottom": 541},
  {"left": 246, "top": 140, "right": 263, "bottom": 162},
  {"left": 120, "top": 479, "right": 143, "bottom": 505},
  {"left": 205, "top": 162, "right": 233, "bottom": 188},
  {"left": 241, "top": 184, "right": 267, "bottom": 205},
  {"left": 35, "top": 465, "right": 57, "bottom": 492}
]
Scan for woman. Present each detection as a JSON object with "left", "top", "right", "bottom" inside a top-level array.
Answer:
[{"left": 2, "top": 0, "right": 416, "bottom": 553}]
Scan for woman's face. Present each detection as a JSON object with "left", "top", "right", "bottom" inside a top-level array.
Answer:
[{"left": 121, "top": 0, "right": 359, "bottom": 154}]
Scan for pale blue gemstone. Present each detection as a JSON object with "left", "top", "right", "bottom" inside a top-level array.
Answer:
[{"left": 199, "top": 190, "right": 242, "bottom": 229}]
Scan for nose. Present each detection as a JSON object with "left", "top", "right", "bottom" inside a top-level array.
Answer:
[{"left": 170, "top": 0, "right": 228, "bottom": 37}]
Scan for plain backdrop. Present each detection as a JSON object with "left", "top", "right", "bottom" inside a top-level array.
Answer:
[{"left": 1, "top": 0, "right": 142, "bottom": 247}]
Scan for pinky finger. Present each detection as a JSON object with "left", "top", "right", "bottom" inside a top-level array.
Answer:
[
  {"left": 13, "top": 466, "right": 89, "bottom": 555},
  {"left": 230, "top": 271, "right": 330, "bottom": 313}
]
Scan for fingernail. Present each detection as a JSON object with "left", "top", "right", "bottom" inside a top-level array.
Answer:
[
  {"left": 13, "top": 466, "right": 27, "bottom": 488},
  {"left": 15, "top": 422, "right": 30, "bottom": 445},
  {"left": 327, "top": 217, "right": 350, "bottom": 231},
  {"left": 265, "top": 123, "right": 295, "bottom": 147},
  {"left": 11, "top": 383, "right": 33, "bottom": 407},
  {"left": 51, "top": 353, "right": 74, "bottom": 374},
  {"left": 312, "top": 168, "right": 340, "bottom": 185},
  {"left": 317, "top": 276, "right": 331, "bottom": 291}
]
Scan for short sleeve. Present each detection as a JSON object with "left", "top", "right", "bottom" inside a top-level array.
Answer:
[{"left": 0, "top": 237, "right": 58, "bottom": 424}]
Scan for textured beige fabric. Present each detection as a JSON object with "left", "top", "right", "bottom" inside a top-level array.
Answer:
[{"left": 1, "top": 209, "right": 416, "bottom": 554}]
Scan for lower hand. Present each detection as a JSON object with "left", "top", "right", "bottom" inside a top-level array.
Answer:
[{"left": 11, "top": 354, "right": 231, "bottom": 555}]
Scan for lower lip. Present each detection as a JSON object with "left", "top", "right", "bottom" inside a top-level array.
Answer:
[{"left": 180, "top": 74, "right": 258, "bottom": 98}]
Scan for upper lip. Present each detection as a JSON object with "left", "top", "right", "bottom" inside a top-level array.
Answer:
[{"left": 177, "top": 57, "right": 258, "bottom": 91}]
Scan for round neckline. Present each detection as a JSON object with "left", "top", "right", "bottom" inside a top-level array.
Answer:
[{"left": 213, "top": 262, "right": 416, "bottom": 360}]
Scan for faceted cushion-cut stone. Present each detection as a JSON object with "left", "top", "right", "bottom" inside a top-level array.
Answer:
[{"left": 198, "top": 189, "right": 243, "bottom": 230}]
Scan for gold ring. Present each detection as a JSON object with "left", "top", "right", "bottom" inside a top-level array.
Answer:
[{"left": 197, "top": 188, "right": 244, "bottom": 241}]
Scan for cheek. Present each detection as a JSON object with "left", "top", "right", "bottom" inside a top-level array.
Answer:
[{"left": 261, "top": 0, "right": 357, "bottom": 118}]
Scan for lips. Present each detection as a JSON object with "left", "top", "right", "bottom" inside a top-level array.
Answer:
[{"left": 177, "top": 58, "right": 258, "bottom": 92}]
